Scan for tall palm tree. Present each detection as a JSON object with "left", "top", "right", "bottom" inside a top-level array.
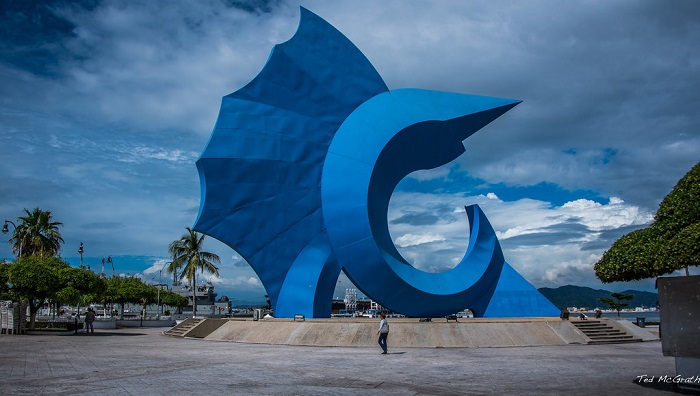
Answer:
[
  {"left": 12, "top": 208, "right": 64, "bottom": 257},
  {"left": 168, "top": 227, "right": 220, "bottom": 318}
]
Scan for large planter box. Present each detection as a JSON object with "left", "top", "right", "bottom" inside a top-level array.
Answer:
[
  {"left": 658, "top": 275, "right": 700, "bottom": 357},
  {"left": 657, "top": 275, "right": 700, "bottom": 393}
]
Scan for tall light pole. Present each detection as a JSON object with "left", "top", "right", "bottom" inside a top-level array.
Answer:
[
  {"left": 157, "top": 261, "right": 171, "bottom": 320},
  {"left": 2, "top": 220, "right": 22, "bottom": 258},
  {"left": 78, "top": 242, "right": 84, "bottom": 268}
]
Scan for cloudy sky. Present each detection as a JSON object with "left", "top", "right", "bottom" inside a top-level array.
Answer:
[{"left": 1, "top": 0, "right": 698, "bottom": 304}]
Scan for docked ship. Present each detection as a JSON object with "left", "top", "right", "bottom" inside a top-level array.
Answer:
[{"left": 171, "top": 280, "right": 231, "bottom": 318}]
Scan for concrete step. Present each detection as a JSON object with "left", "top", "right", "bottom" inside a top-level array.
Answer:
[
  {"left": 587, "top": 334, "right": 632, "bottom": 340},
  {"left": 583, "top": 329, "right": 626, "bottom": 334},
  {"left": 571, "top": 320, "right": 643, "bottom": 344},
  {"left": 588, "top": 338, "right": 642, "bottom": 344},
  {"left": 164, "top": 318, "right": 204, "bottom": 337}
]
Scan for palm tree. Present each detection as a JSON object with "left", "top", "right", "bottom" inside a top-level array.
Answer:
[
  {"left": 168, "top": 227, "right": 220, "bottom": 318},
  {"left": 11, "top": 208, "right": 64, "bottom": 257}
]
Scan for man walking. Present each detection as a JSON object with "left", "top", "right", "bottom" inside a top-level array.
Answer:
[{"left": 377, "top": 312, "right": 389, "bottom": 354}]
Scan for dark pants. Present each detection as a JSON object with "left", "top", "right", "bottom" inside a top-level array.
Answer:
[
  {"left": 85, "top": 321, "right": 94, "bottom": 333},
  {"left": 378, "top": 333, "right": 388, "bottom": 352}
]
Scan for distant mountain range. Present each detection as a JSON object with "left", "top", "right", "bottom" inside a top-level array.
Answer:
[{"left": 538, "top": 285, "right": 658, "bottom": 311}]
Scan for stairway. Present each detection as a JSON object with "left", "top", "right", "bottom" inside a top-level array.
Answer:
[
  {"left": 572, "top": 319, "right": 642, "bottom": 344},
  {"left": 163, "top": 318, "right": 204, "bottom": 337}
]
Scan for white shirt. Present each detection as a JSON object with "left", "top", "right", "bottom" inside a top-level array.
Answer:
[{"left": 378, "top": 318, "right": 388, "bottom": 332}]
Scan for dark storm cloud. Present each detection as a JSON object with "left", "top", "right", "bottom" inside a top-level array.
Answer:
[
  {"left": 81, "top": 221, "right": 124, "bottom": 230},
  {"left": 224, "top": 0, "right": 282, "bottom": 14},
  {"left": 391, "top": 202, "right": 459, "bottom": 226},
  {"left": 501, "top": 220, "right": 593, "bottom": 248},
  {"left": 0, "top": 0, "right": 98, "bottom": 76},
  {"left": 391, "top": 211, "right": 441, "bottom": 226}
]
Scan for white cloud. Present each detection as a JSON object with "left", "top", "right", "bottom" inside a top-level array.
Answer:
[
  {"left": 143, "top": 259, "right": 171, "bottom": 275},
  {"left": 208, "top": 274, "right": 262, "bottom": 290},
  {"left": 406, "top": 167, "right": 452, "bottom": 182},
  {"left": 116, "top": 146, "right": 197, "bottom": 164},
  {"left": 496, "top": 226, "right": 536, "bottom": 240},
  {"left": 49, "top": 1, "right": 298, "bottom": 135},
  {"left": 394, "top": 233, "right": 445, "bottom": 247},
  {"left": 388, "top": 190, "right": 654, "bottom": 287},
  {"left": 560, "top": 197, "right": 653, "bottom": 231},
  {"left": 496, "top": 197, "right": 652, "bottom": 240}
]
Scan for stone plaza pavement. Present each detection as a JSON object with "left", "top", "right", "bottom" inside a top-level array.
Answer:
[{"left": 0, "top": 327, "right": 690, "bottom": 395}]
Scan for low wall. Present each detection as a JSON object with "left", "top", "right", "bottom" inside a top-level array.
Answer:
[
  {"left": 94, "top": 320, "right": 117, "bottom": 329},
  {"left": 203, "top": 317, "right": 588, "bottom": 348},
  {"left": 117, "top": 319, "right": 176, "bottom": 328}
]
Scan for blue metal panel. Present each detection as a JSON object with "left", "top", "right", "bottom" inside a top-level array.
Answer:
[
  {"left": 194, "top": 7, "right": 387, "bottom": 314},
  {"left": 194, "top": 7, "right": 560, "bottom": 318}
]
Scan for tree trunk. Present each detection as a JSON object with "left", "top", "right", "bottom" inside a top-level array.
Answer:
[{"left": 28, "top": 300, "right": 38, "bottom": 330}]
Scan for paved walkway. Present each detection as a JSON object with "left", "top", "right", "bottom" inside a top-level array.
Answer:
[{"left": 0, "top": 327, "right": 690, "bottom": 395}]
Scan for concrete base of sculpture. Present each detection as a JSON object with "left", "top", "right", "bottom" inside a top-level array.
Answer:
[{"left": 162, "top": 317, "right": 661, "bottom": 348}]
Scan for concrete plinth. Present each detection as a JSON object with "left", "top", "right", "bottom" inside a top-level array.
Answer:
[{"left": 188, "top": 317, "right": 595, "bottom": 348}]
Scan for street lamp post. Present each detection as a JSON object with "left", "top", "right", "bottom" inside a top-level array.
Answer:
[
  {"left": 157, "top": 261, "right": 171, "bottom": 320},
  {"left": 78, "top": 242, "right": 84, "bottom": 268},
  {"left": 2, "top": 220, "right": 22, "bottom": 258},
  {"left": 99, "top": 257, "right": 114, "bottom": 278}
]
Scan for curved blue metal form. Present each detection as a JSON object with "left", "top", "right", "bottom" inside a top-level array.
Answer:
[
  {"left": 323, "top": 90, "right": 521, "bottom": 317},
  {"left": 194, "top": 7, "right": 560, "bottom": 318}
]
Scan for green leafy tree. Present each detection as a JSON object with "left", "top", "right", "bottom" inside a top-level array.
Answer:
[
  {"left": 595, "top": 162, "right": 700, "bottom": 282},
  {"left": 0, "top": 261, "right": 13, "bottom": 300},
  {"left": 159, "top": 290, "right": 189, "bottom": 314},
  {"left": 168, "top": 227, "right": 220, "bottom": 318},
  {"left": 598, "top": 292, "right": 634, "bottom": 317},
  {"left": 140, "top": 284, "right": 158, "bottom": 318},
  {"left": 55, "top": 267, "right": 107, "bottom": 311},
  {"left": 9, "top": 208, "right": 64, "bottom": 257},
  {"left": 657, "top": 220, "right": 700, "bottom": 273},
  {"left": 7, "top": 256, "right": 69, "bottom": 329},
  {"left": 654, "top": 163, "right": 700, "bottom": 236},
  {"left": 105, "top": 276, "right": 154, "bottom": 319}
]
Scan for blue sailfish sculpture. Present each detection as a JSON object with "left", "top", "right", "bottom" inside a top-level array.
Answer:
[{"left": 194, "top": 7, "right": 559, "bottom": 318}]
